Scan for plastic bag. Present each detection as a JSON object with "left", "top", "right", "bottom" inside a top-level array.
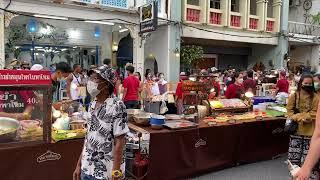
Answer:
[{"left": 160, "top": 100, "right": 168, "bottom": 114}]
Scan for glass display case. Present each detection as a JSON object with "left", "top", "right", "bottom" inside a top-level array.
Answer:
[{"left": 0, "top": 70, "right": 52, "bottom": 147}]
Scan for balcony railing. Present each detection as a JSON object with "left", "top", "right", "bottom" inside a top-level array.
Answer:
[
  {"left": 230, "top": 12, "right": 241, "bottom": 28},
  {"left": 209, "top": 9, "right": 222, "bottom": 25},
  {"left": 249, "top": 15, "right": 259, "bottom": 30},
  {"left": 266, "top": 18, "right": 275, "bottom": 32},
  {"left": 71, "top": 0, "right": 130, "bottom": 9},
  {"left": 288, "top": 21, "right": 320, "bottom": 36},
  {"left": 43, "top": 0, "right": 141, "bottom": 10},
  {"left": 186, "top": 5, "right": 201, "bottom": 23}
]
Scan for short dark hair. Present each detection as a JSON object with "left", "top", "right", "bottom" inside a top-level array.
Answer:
[
  {"left": 247, "top": 70, "right": 254, "bottom": 78},
  {"left": 103, "top": 58, "right": 111, "bottom": 66},
  {"left": 126, "top": 66, "right": 134, "bottom": 74},
  {"left": 73, "top": 64, "right": 80, "bottom": 70},
  {"left": 56, "top": 62, "right": 71, "bottom": 73}
]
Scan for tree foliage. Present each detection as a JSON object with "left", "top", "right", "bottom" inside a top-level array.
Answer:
[{"left": 180, "top": 45, "right": 204, "bottom": 67}]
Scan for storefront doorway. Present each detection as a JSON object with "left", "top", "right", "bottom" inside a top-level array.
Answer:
[{"left": 4, "top": 15, "right": 134, "bottom": 71}]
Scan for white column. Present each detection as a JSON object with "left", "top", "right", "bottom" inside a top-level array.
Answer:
[
  {"left": 221, "top": 0, "right": 229, "bottom": 26},
  {"left": 273, "top": 0, "right": 282, "bottom": 32},
  {"left": 0, "top": 9, "right": 4, "bottom": 69},
  {"left": 256, "top": 0, "right": 266, "bottom": 31},
  {"left": 131, "top": 26, "right": 145, "bottom": 78},
  {"left": 200, "top": 0, "right": 207, "bottom": 23},
  {"left": 240, "top": 0, "right": 248, "bottom": 29}
]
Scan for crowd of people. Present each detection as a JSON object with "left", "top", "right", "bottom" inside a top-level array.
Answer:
[
  {"left": 8, "top": 58, "right": 320, "bottom": 179},
  {"left": 175, "top": 66, "right": 320, "bottom": 180}
]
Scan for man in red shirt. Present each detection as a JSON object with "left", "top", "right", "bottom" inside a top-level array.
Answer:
[
  {"left": 123, "top": 66, "right": 141, "bottom": 109},
  {"left": 276, "top": 71, "right": 289, "bottom": 93}
]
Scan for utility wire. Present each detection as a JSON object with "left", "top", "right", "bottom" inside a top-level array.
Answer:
[{"left": 4, "top": 0, "right": 12, "bottom": 10}]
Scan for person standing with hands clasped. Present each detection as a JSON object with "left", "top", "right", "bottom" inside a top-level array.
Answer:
[
  {"left": 73, "top": 65, "right": 129, "bottom": 180},
  {"left": 286, "top": 74, "right": 319, "bottom": 180}
]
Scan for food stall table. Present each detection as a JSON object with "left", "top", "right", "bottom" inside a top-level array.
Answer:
[
  {"left": 139, "top": 117, "right": 289, "bottom": 180},
  {"left": 0, "top": 139, "right": 83, "bottom": 180}
]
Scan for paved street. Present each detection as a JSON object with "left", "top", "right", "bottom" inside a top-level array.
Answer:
[{"left": 191, "top": 156, "right": 291, "bottom": 180}]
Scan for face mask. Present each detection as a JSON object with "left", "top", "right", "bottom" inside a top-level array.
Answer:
[
  {"left": 314, "top": 82, "right": 320, "bottom": 91},
  {"left": 302, "top": 85, "right": 314, "bottom": 93},
  {"left": 227, "top": 77, "right": 232, "bottom": 81},
  {"left": 238, "top": 78, "right": 244, "bottom": 84},
  {"left": 87, "top": 80, "right": 100, "bottom": 98}
]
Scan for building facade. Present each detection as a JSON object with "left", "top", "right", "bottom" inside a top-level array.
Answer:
[
  {"left": 0, "top": 0, "right": 182, "bottom": 82},
  {"left": 179, "top": 0, "right": 287, "bottom": 71},
  {"left": 287, "top": 0, "right": 320, "bottom": 73}
]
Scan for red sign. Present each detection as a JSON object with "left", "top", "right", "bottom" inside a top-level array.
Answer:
[{"left": 0, "top": 70, "right": 51, "bottom": 85}]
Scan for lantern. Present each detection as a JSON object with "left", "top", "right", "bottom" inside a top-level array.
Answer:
[{"left": 27, "top": 19, "right": 38, "bottom": 33}]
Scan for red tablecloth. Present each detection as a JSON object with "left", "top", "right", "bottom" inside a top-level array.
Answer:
[{"left": 142, "top": 118, "right": 289, "bottom": 180}]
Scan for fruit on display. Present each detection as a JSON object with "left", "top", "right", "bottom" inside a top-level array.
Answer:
[
  {"left": 19, "top": 120, "right": 43, "bottom": 141},
  {"left": 209, "top": 101, "right": 223, "bottom": 109},
  {"left": 219, "top": 99, "right": 247, "bottom": 108},
  {"left": 209, "top": 99, "right": 247, "bottom": 109},
  {"left": 52, "top": 129, "right": 86, "bottom": 142},
  {"left": 203, "top": 111, "right": 272, "bottom": 124}
]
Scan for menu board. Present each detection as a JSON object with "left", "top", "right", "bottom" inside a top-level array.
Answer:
[
  {"left": 0, "top": 89, "right": 47, "bottom": 143},
  {"left": 0, "top": 70, "right": 51, "bottom": 144}
]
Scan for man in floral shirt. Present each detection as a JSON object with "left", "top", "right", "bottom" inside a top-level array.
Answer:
[{"left": 73, "top": 65, "right": 129, "bottom": 180}]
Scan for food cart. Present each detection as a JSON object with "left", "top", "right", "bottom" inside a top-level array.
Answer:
[{"left": 0, "top": 70, "right": 83, "bottom": 180}]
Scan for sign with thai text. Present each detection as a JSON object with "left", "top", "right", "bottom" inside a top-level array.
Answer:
[
  {"left": 140, "top": 1, "right": 158, "bottom": 33},
  {"left": 0, "top": 70, "right": 51, "bottom": 85}
]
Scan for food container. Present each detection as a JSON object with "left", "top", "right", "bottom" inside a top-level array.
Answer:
[
  {"left": 197, "top": 105, "right": 208, "bottom": 119},
  {"left": 0, "top": 117, "right": 19, "bottom": 143},
  {"left": 150, "top": 114, "right": 165, "bottom": 125},
  {"left": 133, "top": 113, "right": 151, "bottom": 126},
  {"left": 69, "top": 120, "right": 86, "bottom": 130},
  {"left": 165, "top": 114, "right": 182, "bottom": 121},
  {"left": 20, "top": 120, "right": 41, "bottom": 130},
  {"left": 127, "top": 109, "right": 142, "bottom": 122}
]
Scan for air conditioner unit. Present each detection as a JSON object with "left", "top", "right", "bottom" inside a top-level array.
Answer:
[{"left": 290, "top": 0, "right": 301, "bottom": 7}]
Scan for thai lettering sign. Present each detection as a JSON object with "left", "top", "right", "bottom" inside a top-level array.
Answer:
[
  {"left": 140, "top": 1, "right": 158, "bottom": 33},
  {"left": 0, "top": 70, "right": 51, "bottom": 85}
]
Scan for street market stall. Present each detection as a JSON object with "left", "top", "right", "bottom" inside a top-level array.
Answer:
[
  {"left": 0, "top": 70, "right": 290, "bottom": 180},
  {"left": 125, "top": 76, "right": 290, "bottom": 180},
  {"left": 0, "top": 70, "right": 84, "bottom": 180},
  {"left": 139, "top": 117, "right": 288, "bottom": 180}
]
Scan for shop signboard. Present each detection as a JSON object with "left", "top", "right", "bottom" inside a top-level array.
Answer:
[
  {"left": 139, "top": 1, "right": 158, "bottom": 33},
  {"left": 0, "top": 70, "right": 51, "bottom": 85}
]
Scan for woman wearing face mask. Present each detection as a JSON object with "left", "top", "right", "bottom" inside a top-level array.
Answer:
[
  {"left": 287, "top": 74, "right": 319, "bottom": 180},
  {"left": 73, "top": 66, "right": 129, "bottom": 180},
  {"left": 313, "top": 74, "right": 320, "bottom": 95},
  {"left": 224, "top": 72, "right": 244, "bottom": 99},
  {"left": 144, "top": 73, "right": 160, "bottom": 98},
  {"left": 157, "top": 73, "right": 168, "bottom": 95}
]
